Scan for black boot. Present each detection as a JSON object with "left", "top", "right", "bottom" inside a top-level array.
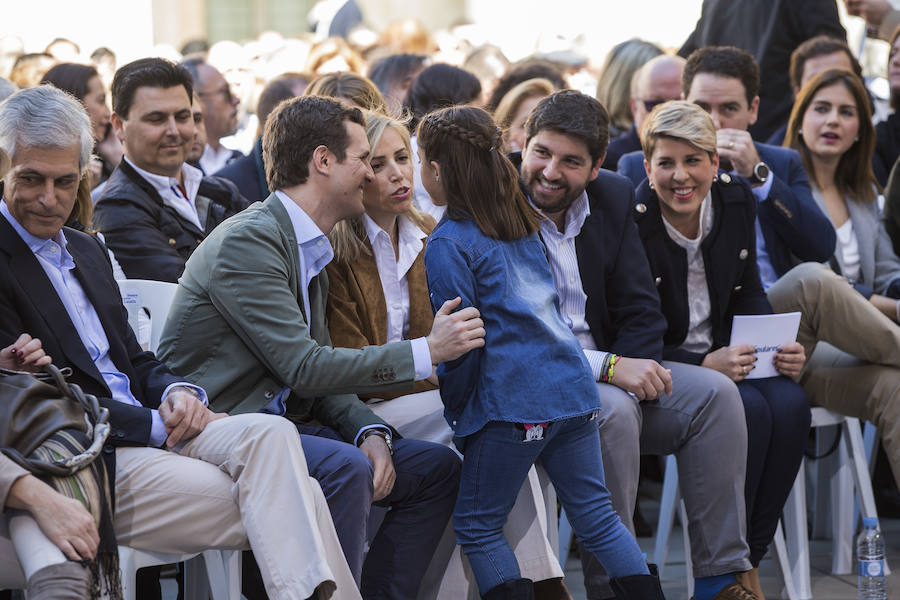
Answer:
[
  {"left": 483, "top": 578, "right": 535, "bottom": 599},
  {"left": 609, "top": 570, "right": 666, "bottom": 600}
]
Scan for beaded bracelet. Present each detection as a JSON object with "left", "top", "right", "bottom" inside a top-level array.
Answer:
[{"left": 607, "top": 354, "right": 618, "bottom": 382}]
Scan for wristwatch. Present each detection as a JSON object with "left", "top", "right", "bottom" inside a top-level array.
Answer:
[
  {"left": 361, "top": 429, "right": 394, "bottom": 455},
  {"left": 749, "top": 161, "right": 770, "bottom": 185}
]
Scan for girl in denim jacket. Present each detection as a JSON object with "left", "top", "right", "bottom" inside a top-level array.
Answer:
[{"left": 418, "top": 106, "right": 664, "bottom": 600}]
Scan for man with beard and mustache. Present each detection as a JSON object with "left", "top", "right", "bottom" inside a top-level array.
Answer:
[{"left": 510, "top": 90, "right": 758, "bottom": 600}]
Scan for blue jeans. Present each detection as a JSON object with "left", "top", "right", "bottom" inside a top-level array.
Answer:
[{"left": 454, "top": 413, "right": 648, "bottom": 593}]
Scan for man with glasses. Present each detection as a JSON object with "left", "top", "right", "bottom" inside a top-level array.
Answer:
[
  {"left": 602, "top": 55, "right": 685, "bottom": 171},
  {"left": 94, "top": 58, "right": 247, "bottom": 283},
  {"left": 181, "top": 57, "right": 243, "bottom": 174}
]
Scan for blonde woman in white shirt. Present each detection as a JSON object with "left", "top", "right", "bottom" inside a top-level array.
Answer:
[{"left": 326, "top": 111, "right": 568, "bottom": 600}]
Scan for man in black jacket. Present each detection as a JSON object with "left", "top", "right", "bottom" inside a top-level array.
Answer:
[
  {"left": 516, "top": 90, "right": 756, "bottom": 600},
  {"left": 94, "top": 58, "right": 247, "bottom": 283}
]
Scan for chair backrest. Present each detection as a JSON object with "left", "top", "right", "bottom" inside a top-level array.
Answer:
[{"left": 117, "top": 279, "right": 179, "bottom": 354}]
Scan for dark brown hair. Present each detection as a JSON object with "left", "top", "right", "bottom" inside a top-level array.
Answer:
[
  {"left": 789, "top": 35, "right": 861, "bottom": 91},
  {"left": 112, "top": 57, "right": 193, "bottom": 119},
  {"left": 785, "top": 68, "right": 878, "bottom": 203},
  {"left": 683, "top": 46, "right": 759, "bottom": 106},
  {"left": 262, "top": 95, "right": 365, "bottom": 191},
  {"left": 525, "top": 90, "right": 610, "bottom": 163},
  {"left": 41, "top": 62, "right": 99, "bottom": 101},
  {"left": 416, "top": 106, "right": 539, "bottom": 240}
]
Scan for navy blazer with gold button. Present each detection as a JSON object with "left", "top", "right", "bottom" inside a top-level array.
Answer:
[
  {"left": 618, "top": 142, "right": 836, "bottom": 279},
  {"left": 633, "top": 177, "right": 772, "bottom": 366}
]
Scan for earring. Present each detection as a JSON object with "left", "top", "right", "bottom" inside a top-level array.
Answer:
[
  {"left": 798, "top": 129, "right": 803, "bottom": 136},
  {"left": 855, "top": 136, "right": 860, "bottom": 142},
  {"left": 435, "top": 175, "right": 440, "bottom": 183},
  {"left": 713, "top": 174, "right": 719, "bottom": 182},
  {"left": 648, "top": 180, "right": 654, "bottom": 190}
]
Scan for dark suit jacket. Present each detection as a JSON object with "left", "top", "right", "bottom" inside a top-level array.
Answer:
[
  {"left": 601, "top": 127, "right": 641, "bottom": 172},
  {"left": 94, "top": 159, "right": 248, "bottom": 283},
  {"left": 508, "top": 154, "right": 667, "bottom": 361},
  {"left": 214, "top": 138, "right": 269, "bottom": 205},
  {"left": 678, "top": 0, "right": 845, "bottom": 141},
  {"left": 874, "top": 113, "right": 900, "bottom": 188},
  {"left": 0, "top": 217, "right": 183, "bottom": 453},
  {"left": 634, "top": 178, "right": 772, "bottom": 365},
  {"left": 618, "top": 142, "right": 836, "bottom": 278}
]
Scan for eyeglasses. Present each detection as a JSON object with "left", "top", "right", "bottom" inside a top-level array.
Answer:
[{"left": 198, "top": 85, "right": 234, "bottom": 104}]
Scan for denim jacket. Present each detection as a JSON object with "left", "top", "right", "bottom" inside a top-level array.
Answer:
[{"left": 425, "top": 215, "right": 601, "bottom": 438}]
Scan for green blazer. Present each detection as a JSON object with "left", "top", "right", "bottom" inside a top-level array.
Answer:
[{"left": 157, "top": 194, "right": 416, "bottom": 442}]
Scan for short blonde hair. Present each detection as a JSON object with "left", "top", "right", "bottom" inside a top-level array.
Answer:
[
  {"left": 640, "top": 100, "right": 717, "bottom": 161},
  {"left": 304, "top": 71, "right": 390, "bottom": 115},
  {"left": 493, "top": 77, "right": 557, "bottom": 152},
  {"left": 329, "top": 110, "right": 431, "bottom": 262}
]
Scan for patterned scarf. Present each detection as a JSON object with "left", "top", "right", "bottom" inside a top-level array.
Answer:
[{"left": 31, "top": 429, "right": 122, "bottom": 600}]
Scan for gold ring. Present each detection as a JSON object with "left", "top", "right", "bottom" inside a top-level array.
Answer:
[
  {"left": 742, "top": 365, "right": 747, "bottom": 375},
  {"left": 729, "top": 141, "right": 735, "bottom": 149}
]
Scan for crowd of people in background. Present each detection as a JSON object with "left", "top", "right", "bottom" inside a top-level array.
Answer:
[{"left": 6, "top": 1, "right": 900, "bottom": 599}]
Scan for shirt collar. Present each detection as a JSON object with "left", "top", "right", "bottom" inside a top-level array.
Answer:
[
  {"left": 361, "top": 213, "right": 428, "bottom": 247},
  {"left": 275, "top": 190, "right": 331, "bottom": 246},
  {"left": 1, "top": 199, "right": 73, "bottom": 266},
  {"left": 534, "top": 190, "right": 591, "bottom": 239},
  {"left": 124, "top": 156, "right": 203, "bottom": 201}
]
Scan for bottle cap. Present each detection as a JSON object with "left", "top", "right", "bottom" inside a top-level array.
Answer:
[{"left": 863, "top": 517, "right": 879, "bottom": 528}]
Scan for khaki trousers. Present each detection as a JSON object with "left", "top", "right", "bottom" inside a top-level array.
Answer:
[
  {"left": 367, "top": 390, "right": 562, "bottom": 600},
  {"left": 114, "top": 413, "right": 360, "bottom": 600},
  {"left": 767, "top": 262, "right": 900, "bottom": 484}
]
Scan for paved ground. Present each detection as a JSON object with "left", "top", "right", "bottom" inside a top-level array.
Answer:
[{"left": 563, "top": 499, "right": 900, "bottom": 599}]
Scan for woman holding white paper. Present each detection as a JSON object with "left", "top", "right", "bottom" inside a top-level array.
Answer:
[{"left": 634, "top": 101, "right": 810, "bottom": 599}]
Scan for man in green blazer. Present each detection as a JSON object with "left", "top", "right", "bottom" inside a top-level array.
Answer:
[{"left": 159, "top": 96, "right": 485, "bottom": 599}]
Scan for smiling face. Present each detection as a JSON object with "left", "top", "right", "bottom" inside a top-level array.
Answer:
[
  {"left": 113, "top": 85, "right": 193, "bottom": 178},
  {"left": 83, "top": 75, "right": 111, "bottom": 142},
  {"left": 4, "top": 144, "right": 81, "bottom": 239},
  {"left": 520, "top": 129, "right": 601, "bottom": 219},
  {"left": 644, "top": 136, "right": 718, "bottom": 233},
  {"left": 686, "top": 73, "right": 758, "bottom": 131},
  {"left": 800, "top": 81, "right": 860, "bottom": 162},
  {"left": 363, "top": 126, "right": 414, "bottom": 222}
]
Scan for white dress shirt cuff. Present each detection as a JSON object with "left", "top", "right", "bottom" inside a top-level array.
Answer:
[
  {"left": 751, "top": 175, "right": 775, "bottom": 203},
  {"left": 149, "top": 410, "right": 168, "bottom": 447},
  {"left": 161, "top": 382, "right": 209, "bottom": 406},
  {"left": 410, "top": 337, "right": 433, "bottom": 380},
  {"left": 354, "top": 424, "right": 392, "bottom": 447},
  {"left": 584, "top": 349, "right": 610, "bottom": 382}
]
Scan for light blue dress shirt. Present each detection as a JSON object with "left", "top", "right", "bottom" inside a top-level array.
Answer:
[{"left": 1, "top": 200, "right": 205, "bottom": 447}]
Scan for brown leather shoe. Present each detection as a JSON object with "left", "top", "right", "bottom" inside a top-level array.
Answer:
[
  {"left": 533, "top": 577, "right": 572, "bottom": 600},
  {"left": 709, "top": 582, "right": 760, "bottom": 600}
]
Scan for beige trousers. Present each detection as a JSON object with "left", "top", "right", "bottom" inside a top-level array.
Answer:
[
  {"left": 367, "top": 390, "right": 562, "bottom": 600},
  {"left": 767, "top": 262, "right": 900, "bottom": 483},
  {"left": 113, "top": 413, "right": 360, "bottom": 600}
]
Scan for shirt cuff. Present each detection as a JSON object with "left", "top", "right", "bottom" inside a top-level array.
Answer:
[
  {"left": 751, "top": 175, "right": 774, "bottom": 203},
  {"left": 584, "top": 349, "right": 610, "bottom": 382},
  {"left": 354, "top": 424, "right": 392, "bottom": 447},
  {"left": 161, "top": 382, "right": 209, "bottom": 406},
  {"left": 410, "top": 337, "right": 433, "bottom": 380},
  {"left": 149, "top": 409, "right": 167, "bottom": 447}
]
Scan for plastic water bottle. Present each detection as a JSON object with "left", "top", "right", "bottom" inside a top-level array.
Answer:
[{"left": 857, "top": 517, "right": 887, "bottom": 599}]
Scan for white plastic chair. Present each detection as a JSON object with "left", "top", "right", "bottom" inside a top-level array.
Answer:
[
  {"left": 117, "top": 547, "right": 241, "bottom": 600},
  {"left": 654, "top": 454, "right": 798, "bottom": 599},
  {"left": 116, "top": 278, "right": 242, "bottom": 599},
  {"left": 117, "top": 278, "right": 179, "bottom": 353},
  {"left": 782, "top": 408, "right": 886, "bottom": 600}
]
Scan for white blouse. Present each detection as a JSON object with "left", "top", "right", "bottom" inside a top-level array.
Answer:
[
  {"left": 663, "top": 193, "right": 715, "bottom": 354},
  {"left": 363, "top": 214, "right": 427, "bottom": 342},
  {"left": 835, "top": 219, "right": 861, "bottom": 283}
]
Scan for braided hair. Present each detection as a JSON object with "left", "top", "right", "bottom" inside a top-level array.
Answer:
[{"left": 417, "top": 106, "right": 540, "bottom": 240}]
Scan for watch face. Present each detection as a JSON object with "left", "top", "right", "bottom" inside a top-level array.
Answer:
[{"left": 755, "top": 162, "right": 770, "bottom": 182}]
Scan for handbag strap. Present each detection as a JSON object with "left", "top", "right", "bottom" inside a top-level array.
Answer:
[{"left": 2, "top": 364, "right": 110, "bottom": 476}]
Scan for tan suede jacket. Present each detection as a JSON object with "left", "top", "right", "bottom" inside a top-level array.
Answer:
[{"left": 326, "top": 216, "right": 439, "bottom": 400}]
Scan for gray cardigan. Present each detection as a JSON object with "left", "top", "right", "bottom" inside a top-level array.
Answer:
[{"left": 811, "top": 185, "right": 900, "bottom": 295}]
